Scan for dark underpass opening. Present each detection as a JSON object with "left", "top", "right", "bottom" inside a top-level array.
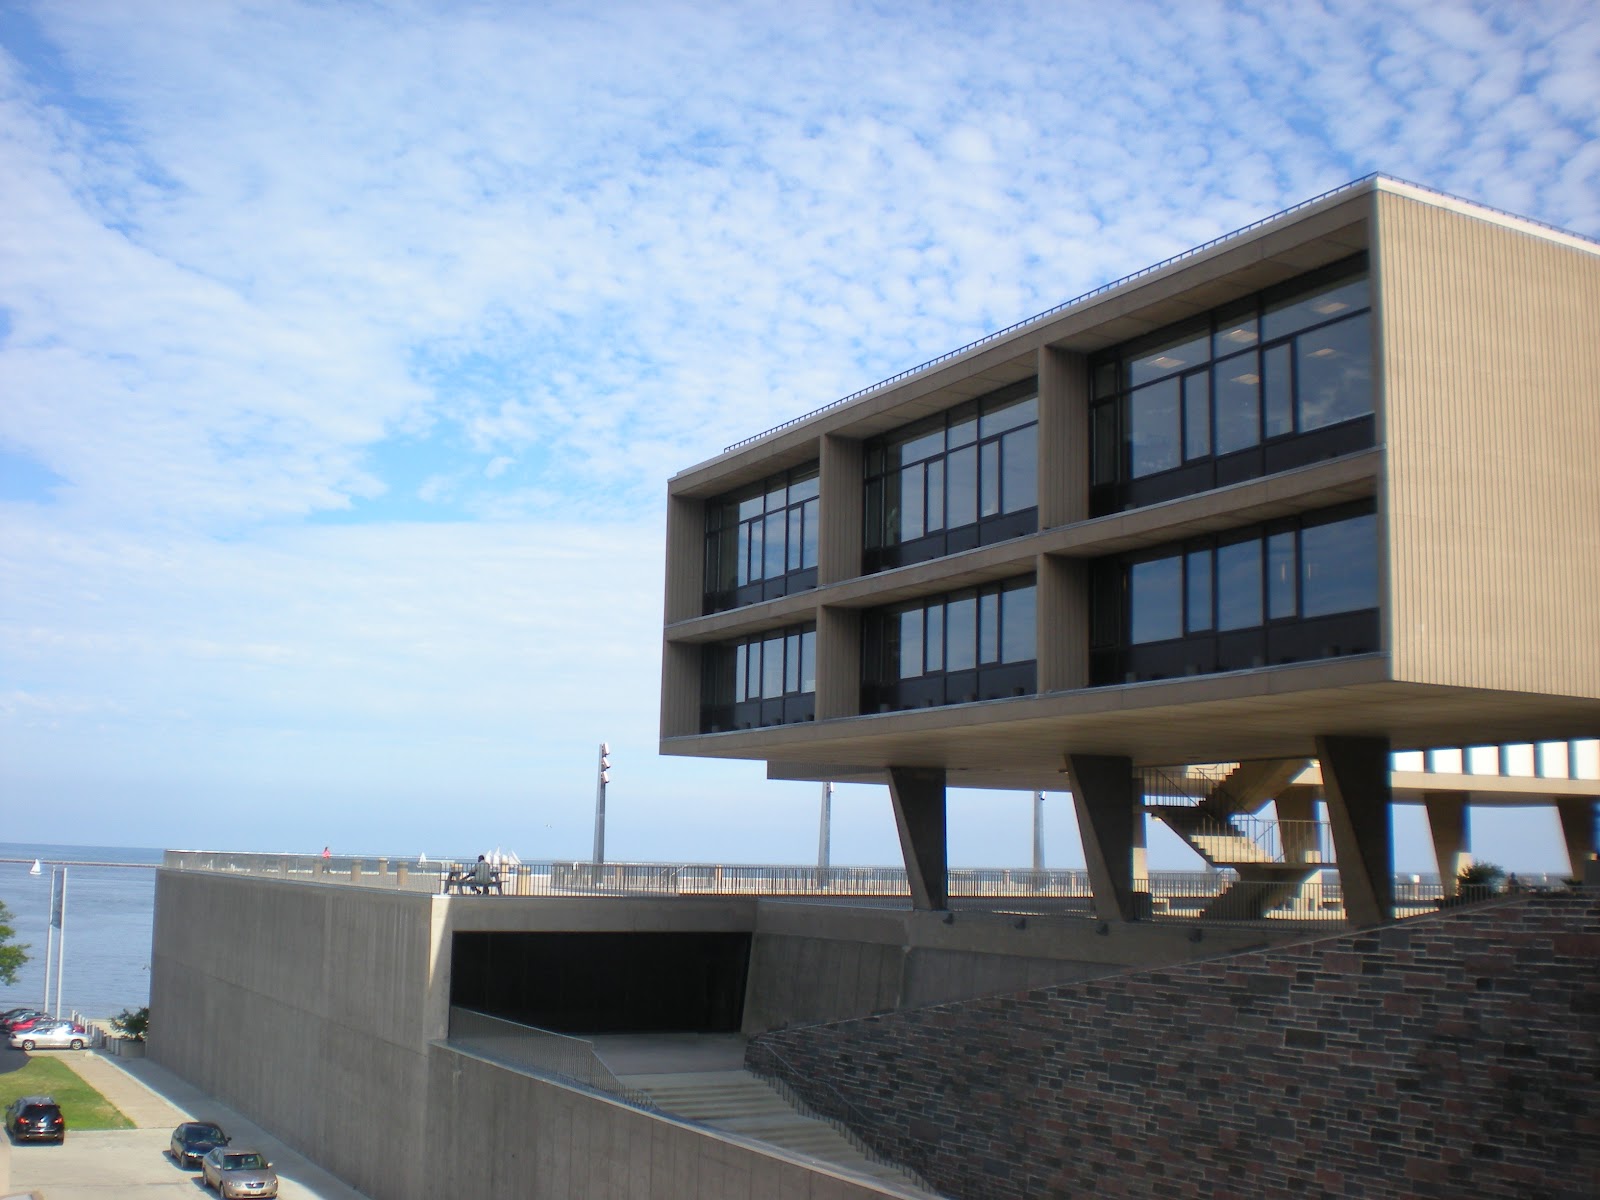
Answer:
[{"left": 450, "top": 931, "right": 752, "bottom": 1033}]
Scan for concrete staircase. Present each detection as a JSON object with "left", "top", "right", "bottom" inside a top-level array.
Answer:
[{"left": 624, "top": 1069, "right": 941, "bottom": 1197}]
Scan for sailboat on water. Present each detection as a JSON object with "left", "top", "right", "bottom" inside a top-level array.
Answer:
[{"left": 29, "top": 859, "right": 41, "bottom": 876}]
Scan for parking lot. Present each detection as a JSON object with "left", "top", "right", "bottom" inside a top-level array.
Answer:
[{"left": 2, "top": 1049, "right": 369, "bottom": 1199}]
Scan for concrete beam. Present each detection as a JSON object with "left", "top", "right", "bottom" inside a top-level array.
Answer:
[
  {"left": 1065, "top": 754, "right": 1140, "bottom": 922},
  {"left": 888, "top": 766, "right": 949, "bottom": 912},
  {"left": 1317, "top": 735, "right": 1394, "bottom": 927},
  {"left": 1424, "top": 791, "right": 1470, "bottom": 897},
  {"left": 1556, "top": 798, "right": 1597, "bottom": 879}
]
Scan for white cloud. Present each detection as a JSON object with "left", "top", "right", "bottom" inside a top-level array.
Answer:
[{"left": 0, "top": 0, "right": 1593, "bottom": 869}]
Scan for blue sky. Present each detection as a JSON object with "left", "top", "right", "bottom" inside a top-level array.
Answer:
[{"left": 0, "top": 0, "right": 1596, "bottom": 870}]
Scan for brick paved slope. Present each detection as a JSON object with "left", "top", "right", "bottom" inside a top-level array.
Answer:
[{"left": 749, "top": 893, "right": 1600, "bottom": 1200}]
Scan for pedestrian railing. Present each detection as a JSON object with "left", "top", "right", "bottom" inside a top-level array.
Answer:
[{"left": 446, "top": 1007, "right": 656, "bottom": 1108}]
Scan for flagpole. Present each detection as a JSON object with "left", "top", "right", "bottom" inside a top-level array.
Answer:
[
  {"left": 42, "top": 868, "right": 56, "bottom": 1013},
  {"left": 53, "top": 867, "right": 68, "bottom": 1018}
]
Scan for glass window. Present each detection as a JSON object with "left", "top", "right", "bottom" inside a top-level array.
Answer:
[
  {"left": 785, "top": 632, "right": 801, "bottom": 693},
  {"left": 762, "top": 635, "right": 785, "bottom": 698},
  {"left": 734, "top": 643, "right": 749, "bottom": 702},
  {"left": 1130, "top": 556, "right": 1183, "bottom": 643},
  {"left": 1213, "top": 355, "right": 1259, "bottom": 454},
  {"left": 763, "top": 511, "right": 786, "bottom": 578},
  {"left": 900, "top": 426, "right": 944, "bottom": 465},
  {"left": 1186, "top": 549, "right": 1212, "bottom": 632},
  {"left": 979, "top": 591, "right": 1000, "bottom": 664},
  {"left": 800, "top": 498, "right": 819, "bottom": 569},
  {"left": 1093, "top": 405, "right": 1119, "bottom": 486},
  {"left": 800, "top": 629, "right": 817, "bottom": 692},
  {"left": 899, "top": 609, "right": 924, "bottom": 678},
  {"left": 1001, "top": 585, "right": 1036, "bottom": 663},
  {"left": 1301, "top": 513, "right": 1378, "bottom": 616},
  {"left": 1263, "top": 343, "right": 1294, "bottom": 439},
  {"left": 1129, "top": 328, "right": 1209, "bottom": 388},
  {"left": 925, "top": 459, "right": 945, "bottom": 532},
  {"left": 980, "top": 439, "right": 1001, "bottom": 518},
  {"left": 946, "top": 595, "right": 977, "bottom": 670},
  {"left": 1296, "top": 313, "right": 1372, "bottom": 431},
  {"left": 1001, "top": 425, "right": 1037, "bottom": 512},
  {"left": 1216, "top": 540, "right": 1262, "bottom": 630},
  {"left": 1263, "top": 274, "right": 1370, "bottom": 342},
  {"left": 787, "top": 507, "right": 805, "bottom": 572},
  {"left": 981, "top": 394, "right": 1038, "bottom": 437},
  {"left": 1213, "top": 306, "right": 1259, "bottom": 356},
  {"left": 1268, "top": 531, "right": 1297, "bottom": 619},
  {"left": 926, "top": 605, "right": 944, "bottom": 672},
  {"left": 790, "top": 473, "right": 819, "bottom": 502},
  {"left": 946, "top": 445, "right": 978, "bottom": 527},
  {"left": 1183, "top": 372, "right": 1210, "bottom": 460},
  {"left": 900, "top": 464, "right": 925, "bottom": 540},
  {"left": 948, "top": 411, "right": 978, "bottom": 449},
  {"left": 743, "top": 520, "right": 762, "bottom": 586},
  {"left": 1129, "top": 377, "right": 1181, "bottom": 477}
]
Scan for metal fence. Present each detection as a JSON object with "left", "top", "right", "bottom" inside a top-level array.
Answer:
[{"left": 446, "top": 1007, "right": 655, "bottom": 1108}]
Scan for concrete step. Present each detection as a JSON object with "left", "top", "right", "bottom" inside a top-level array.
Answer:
[{"left": 625, "top": 1069, "right": 940, "bottom": 1197}]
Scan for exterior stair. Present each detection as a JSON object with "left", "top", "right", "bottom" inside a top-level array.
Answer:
[{"left": 623, "top": 1069, "right": 941, "bottom": 1198}]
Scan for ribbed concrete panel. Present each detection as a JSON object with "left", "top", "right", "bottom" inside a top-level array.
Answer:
[
  {"left": 660, "top": 639, "right": 701, "bottom": 739},
  {"left": 1377, "top": 192, "right": 1600, "bottom": 700},
  {"left": 663, "top": 493, "right": 704, "bottom": 623},
  {"left": 1037, "top": 346, "right": 1087, "bottom": 528},
  {"left": 1037, "top": 554, "right": 1088, "bottom": 693},
  {"left": 817, "top": 605, "right": 862, "bottom": 720},
  {"left": 820, "top": 434, "right": 863, "bottom": 586}
]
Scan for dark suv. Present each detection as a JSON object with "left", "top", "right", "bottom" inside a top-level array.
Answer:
[{"left": 6, "top": 1095, "right": 66, "bottom": 1143}]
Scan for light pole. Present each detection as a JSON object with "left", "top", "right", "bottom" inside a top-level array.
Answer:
[
  {"left": 817, "top": 781, "right": 833, "bottom": 869},
  {"left": 1032, "top": 790, "right": 1046, "bottom": 873},
  {"left": 592, "top": 742, "right": 610, "bottom": 864}
]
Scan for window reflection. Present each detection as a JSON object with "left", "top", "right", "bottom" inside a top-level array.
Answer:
[
  {"left": 1301, "top": 514, "right": 1378, "bottom": 616},
  {"left": 1131, "top": 556, "right": 1183, "bottom": 643}
]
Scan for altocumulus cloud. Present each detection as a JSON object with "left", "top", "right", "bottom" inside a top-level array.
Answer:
[{"left": 0, "top": 0, "right": 1595, "bottom": 860}]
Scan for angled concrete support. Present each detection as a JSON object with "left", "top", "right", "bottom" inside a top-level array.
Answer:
[
  {"left": 1424, "top": 792, "right": 1471, "bottom": 897},
  {"left": 1556, "top": 798, "right": 1598, "bottom": 879},
  {"left": 1274, "top": 785, "right": 1321, "bottom": 865},
  {"left": 1065, "top": 754, "right": 1139, "bottom": 922},
  {"left": 1316, "top": 735, "right": 1394, "bottom": 927},
  {"left": 888, "top": 767, "right": 948, "bottom": 911}
]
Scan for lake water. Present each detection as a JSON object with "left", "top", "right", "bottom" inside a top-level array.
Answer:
[{"left": 0, "top": 842, "right": 162, "bottom": 1020}]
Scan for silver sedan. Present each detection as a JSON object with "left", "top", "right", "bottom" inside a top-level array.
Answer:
[
  {"left": 8, "top": 1020, "right": 90, "bottom": 1051},
  {"left": 200, "top": 1146, "right": 280, "bottom": 1198}
]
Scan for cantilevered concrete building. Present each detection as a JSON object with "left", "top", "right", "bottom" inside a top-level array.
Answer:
[{"left": 661, "top": 176, "right": 1600, "bottom": 925}]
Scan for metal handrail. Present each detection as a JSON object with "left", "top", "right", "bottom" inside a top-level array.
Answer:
[{"left": 447, "top": 1007, "right": 656, "bottom": 1108}]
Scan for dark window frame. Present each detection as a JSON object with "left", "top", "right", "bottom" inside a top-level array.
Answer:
[
  {"left": 703, "top": 466, "right": 820, "bottom": 613},
  {"left": 863, "top": 380, "right": 1040, "bottom": 573},
  {"left": 701, "top": 624, "right": 817, "bottom": 733}
]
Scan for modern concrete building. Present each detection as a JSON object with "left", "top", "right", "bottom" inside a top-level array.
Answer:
[{"left": 661, "top": 175, "right": 1600, "bottom": 926}]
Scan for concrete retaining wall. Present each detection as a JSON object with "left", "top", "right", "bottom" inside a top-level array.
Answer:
[{"left": 749, "top": 892, "right": 1600, "bottom": 1200}]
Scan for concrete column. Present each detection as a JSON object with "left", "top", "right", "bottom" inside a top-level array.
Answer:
[
  {"left": 1275, "top": 785, "right": 1320, "bottom": 864},
  {"left": 1424, "top": 792, "right": 1471, "bottom": 897},
  {"left": 819, "top": 434, "right": 864, "bottom": 586},
  {"left": 1037, "top": 346, "right": 1088, "bottom": 529},
  {"left": 663, "top": 493, "right": 705, "bottom": 623},
  {"left": 888, "top": 766, "right": 948, "bottom": 911},
  {"left": 1064, "top": 754, "right": 1139, "bottom": 921},
  {"left": 1556, "top": 798, "right": 1598, "bottom": 879},
  {"left": 659, "top": 640, "right": 702, "bottom": 738},
  {"left": 1316, "top": 734, "right": 1394, "bottom": 927},
  {"left": 816, "top": 606, "right": 862, "bottom": 721},
  {"left": 1037, "top": 554, "right": 1088, "bottom": 693}
]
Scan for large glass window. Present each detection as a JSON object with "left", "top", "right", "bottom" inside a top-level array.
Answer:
[
  {"left": 864, "top": 381, "right": 1039, "bottom": 572},
  {"left": 1089, "top": 256, "right": 1373, "bottom": 515},
  {"left": 704, "top": 467, "right": 820, "bottom": 612},
  {"left": 1091, "top": 503, "right": 1380, "bottom": 685},
  {"left": 862, "top": 577, "right": 1037, "bottom": 711},
  {"left": 701, "top": 624, "right": 817, "bottom": 732}
]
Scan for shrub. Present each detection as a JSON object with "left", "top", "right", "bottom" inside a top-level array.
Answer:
[{"left": 110, "top": 1006, "right": 149, "bottom": 1041}]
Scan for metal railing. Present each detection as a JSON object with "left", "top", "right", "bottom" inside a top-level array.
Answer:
[{"left": 446, "top": 1007, "right": 656, "bottom": 1108}]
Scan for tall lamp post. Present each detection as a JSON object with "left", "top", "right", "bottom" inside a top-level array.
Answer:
[
  {"left": 1032, "top": 790, "right": 1046, "bottom": 873},
  {"left": 817, "top": 781, "right": 834, "bottom": 870},
  {"left": 592, "top": 742, "right": 611, "bottom": 864}
]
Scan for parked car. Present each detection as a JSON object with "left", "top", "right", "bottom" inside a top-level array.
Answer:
[
  {"left": 200, "top": 1146, "right": 279, "bottom": 1198},
  {"left": 5, "top": 1095, "right": 66, "bottom": 1144},
  {"left": 10, "top": 1019, "right": 90, "bottom": 1051},
  {"left": 169, "top": 1121, "right": 230, "bottom": 1168},
  {"left": 0, "top": 1009, "right": 48, "bottom": 1033}
]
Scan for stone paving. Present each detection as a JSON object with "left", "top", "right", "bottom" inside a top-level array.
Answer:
[{"left": 1, "top": 1048, "right": 370, "bottom": 1200}]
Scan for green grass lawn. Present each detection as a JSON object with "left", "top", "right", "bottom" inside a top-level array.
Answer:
[{"left": 0, "top": 1054, "right": 133, "bottom": 1131}]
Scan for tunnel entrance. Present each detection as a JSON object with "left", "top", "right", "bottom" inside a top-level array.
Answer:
[{"left": 450, "top": 930, "right": 751, "bottom": 1033}]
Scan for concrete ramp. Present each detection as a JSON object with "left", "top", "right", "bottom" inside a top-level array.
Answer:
[{"left": 623, "top": 1069, "right": 941, "bottom": 1198}]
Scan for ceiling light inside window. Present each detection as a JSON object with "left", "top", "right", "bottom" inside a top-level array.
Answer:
[
  {"left": 1312, "top": 300, "right": 1348, "bottom": 314},
  {"left": 1233, "top": 373, "right": 1260, "bottom": 385},
  {"left": 1309, "top": 347, "right": 1337, "bottom": 358},
  {"left": 1222, "top": 329, "right": 1257, "bottom": 344},
  {"left": 1150, "top": 355, "right": 1184, "bottom": 368}
]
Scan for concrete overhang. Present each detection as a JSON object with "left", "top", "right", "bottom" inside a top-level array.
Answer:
[{"left": 662, "top": 657, "right": 1600, "bottom": 791}]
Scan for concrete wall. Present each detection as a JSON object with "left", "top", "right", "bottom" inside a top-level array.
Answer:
[
  {"left": 750, "top": 892, "right": 1600, "bottom": 1200},
  {"left": 742, "top": 902, "right": 1282, "bottom": 1033},
  {"left": 149, "top": 870, "right": 447, "bottom": 1200},
  {"left": 427, "top": 1044, "right": 906, "bottom": 1199}
]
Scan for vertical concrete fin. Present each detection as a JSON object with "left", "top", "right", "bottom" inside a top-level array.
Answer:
[
  {"left": 1317, "top": 734, "right": 1394, "bottom": 927},
  {"left": 888, "top": 767, "right": 948, "bottom": 912},
  {"left": 1064, "top": 754, "right": 1139, "bottom": 922},
  {"left": 1424, "top": 792, "right": 1471, "bottom": 897}
]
